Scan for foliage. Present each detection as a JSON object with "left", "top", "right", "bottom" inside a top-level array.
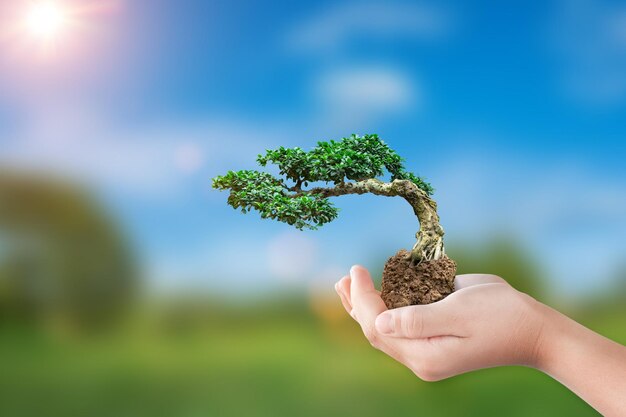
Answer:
[
  {"left": 0, "top": 170, "right": 138, "bottom": 331},
  {"left": 449, "top": 237, "right": 545, "bottom": 297},
  {"left": 212, "top": 170, "right": 339, "bottom": 230},
  {"left": 212, "top": 134, "right": 433, "bottom": 230}
]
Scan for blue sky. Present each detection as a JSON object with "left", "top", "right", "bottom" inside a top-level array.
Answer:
[{"left": 1, "top": 0, "right": 626, "bottom": 297}]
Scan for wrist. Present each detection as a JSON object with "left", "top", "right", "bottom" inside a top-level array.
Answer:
[
  {"left": 527, "top": 301, "right": 626, "bottom": 416},
  {"left": 521, "top": 294, "right": 567, "bottom": 372},
  {"left": 530, "top": 301, "right": 578, "bottom": 375}
]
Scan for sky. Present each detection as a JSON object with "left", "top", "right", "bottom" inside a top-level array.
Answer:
[{"left": 1, "top": 0, "right": 626, "bottom": 298}]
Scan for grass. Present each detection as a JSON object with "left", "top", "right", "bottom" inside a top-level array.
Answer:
[{"left": 0, "top": 299, "right": 610, "bottom": 417}]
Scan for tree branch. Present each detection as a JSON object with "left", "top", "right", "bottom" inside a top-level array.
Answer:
[
  {"left": 290, "top": 179, "right": 445, "bottom": 263},
  {"left": 292, "top": 178, "right": 428, "bottom": 205}
]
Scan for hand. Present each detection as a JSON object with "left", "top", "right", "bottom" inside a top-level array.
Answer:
[
  {"left": 334, "top": 265, "right": 547, "bottom": 381},
  {"left": 336, "top": 266, "right": 626, "bottom": 416}
]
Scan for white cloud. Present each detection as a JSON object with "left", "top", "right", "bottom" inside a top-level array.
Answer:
[
  {"left": 288, "top": 1, "right": 450, "bottom": 53},
  {"left": 149, "top": 234, "right": 272, "bottom": 293},
  {"left": 314, "top": 65, "right": 418, "bottom": 127},
  {"left": 149, "top": 231, "right": 336, "bottom": 294},
  {"left": 552, "top": 0, "right": 626, "bottom": 105},
  {"left": 267, "top": 231, "right": 318, "bottom": 282},
  {"left": 174, "top": 142, "right": 205, "bottom": 174},
  {"left": 309, "top": 265, "right": 346, "bottom": 293},
  {"left": 0, "top": 104, "right": 290, "bottom": 198}
]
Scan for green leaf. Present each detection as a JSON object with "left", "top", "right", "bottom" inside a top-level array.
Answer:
[{"left": 211, "top": 134, "right": 435, "bottom": 231}]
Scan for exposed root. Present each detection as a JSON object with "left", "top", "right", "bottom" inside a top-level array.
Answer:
[{"left": 410, "top": 235, "right": 445, "bottom": 265}]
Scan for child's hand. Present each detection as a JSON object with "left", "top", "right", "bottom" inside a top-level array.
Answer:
[
  {"left": 336, "top": 265, "right": 626, "bottom": 416},
  {"left": 335, "top": 265, "right": 547, "bottom": 381}
]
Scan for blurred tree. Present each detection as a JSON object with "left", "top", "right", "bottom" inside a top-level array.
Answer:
[
  {"left": 0, "top": 170, "right": 139, "bottom": 332},
  {"left": 448, "top": 237, "right": 545, "bottom": 297}
]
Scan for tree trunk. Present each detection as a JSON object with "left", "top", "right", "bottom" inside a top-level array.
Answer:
[
  {"left": 388, "top": 180, "right": 445, "bottom": 264},
  {"left": 302, "top": 178, "right": 446, "bottom": 263}
]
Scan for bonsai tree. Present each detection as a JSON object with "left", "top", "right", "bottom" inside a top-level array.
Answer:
[{"left": 212, "top": 134, "right": 456, "bottom": 307}]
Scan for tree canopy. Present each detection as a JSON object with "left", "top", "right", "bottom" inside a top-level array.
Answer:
[
  {"left": 0, "top": 170, "right": 138, "bottom": 331},
  {"left": 212, "top": 134, "right": 433, "bottom": 231}
]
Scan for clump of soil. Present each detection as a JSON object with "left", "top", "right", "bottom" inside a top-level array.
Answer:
[{"left": 381, "top": 249, "right": 457, "bottom": 309}]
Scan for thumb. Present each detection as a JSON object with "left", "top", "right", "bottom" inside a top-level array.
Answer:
[{"left": 374, "top": 301, "right": 462, "bottom": 339}]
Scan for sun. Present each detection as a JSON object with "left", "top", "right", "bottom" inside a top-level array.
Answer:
[{"left": 25, "top": 1, "right": 68, "bottom": 41}]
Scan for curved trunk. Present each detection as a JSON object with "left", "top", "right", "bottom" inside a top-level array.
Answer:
[
  {"left": 389, "top": 180, "right": 445, "bottom": 264},
  {"left": 410, "top": 214, "right": 445, "bottom": 263},
  {"left": 301, "top": 178, "right": 446, "bottom": 264}
]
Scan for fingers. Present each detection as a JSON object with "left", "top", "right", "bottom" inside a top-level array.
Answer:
[
  {"left": 335, "top": 275, "right": 353, "bottom": 316},
  {"left": 374, "top": 299, "right": 465, "bottom": 339},
  {"left": 334, "top": 269, "right": 380, "bottom": 320},
  {"left": 338, "top": 267, "right": 408, "bottom": 364},
  {"left": 454, "top": 274, "right": 507, "bottom": 291},
  {"left": 349, "top": 265, "right": 388, "bottom": 345}
]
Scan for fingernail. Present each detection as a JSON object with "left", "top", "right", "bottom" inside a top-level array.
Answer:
[
  {"left": 376, "top": 313, "right": 394, "bottom": 334},
  {"left": 350, "top": 265, "right": 359, "bottom": 278},
  {"left": 334, "top": 282, "right": 339, "bottom": 292}
]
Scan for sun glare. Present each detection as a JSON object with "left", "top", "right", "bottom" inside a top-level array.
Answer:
[{"left": 25, "top": 1, "right": 67, "bottom": 41}]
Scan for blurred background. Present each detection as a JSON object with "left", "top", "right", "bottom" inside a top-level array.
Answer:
[{"left": 0, "top": 0, "right": 625, "bottom": 416}]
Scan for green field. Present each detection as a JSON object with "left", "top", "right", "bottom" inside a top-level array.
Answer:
[{"left": 2, "top": 298, "right": 617, "bottom": 417}]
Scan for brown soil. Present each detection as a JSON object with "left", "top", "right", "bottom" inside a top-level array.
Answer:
[{"left": 381, "top": 249, "right": 457, "bottom": 309}]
